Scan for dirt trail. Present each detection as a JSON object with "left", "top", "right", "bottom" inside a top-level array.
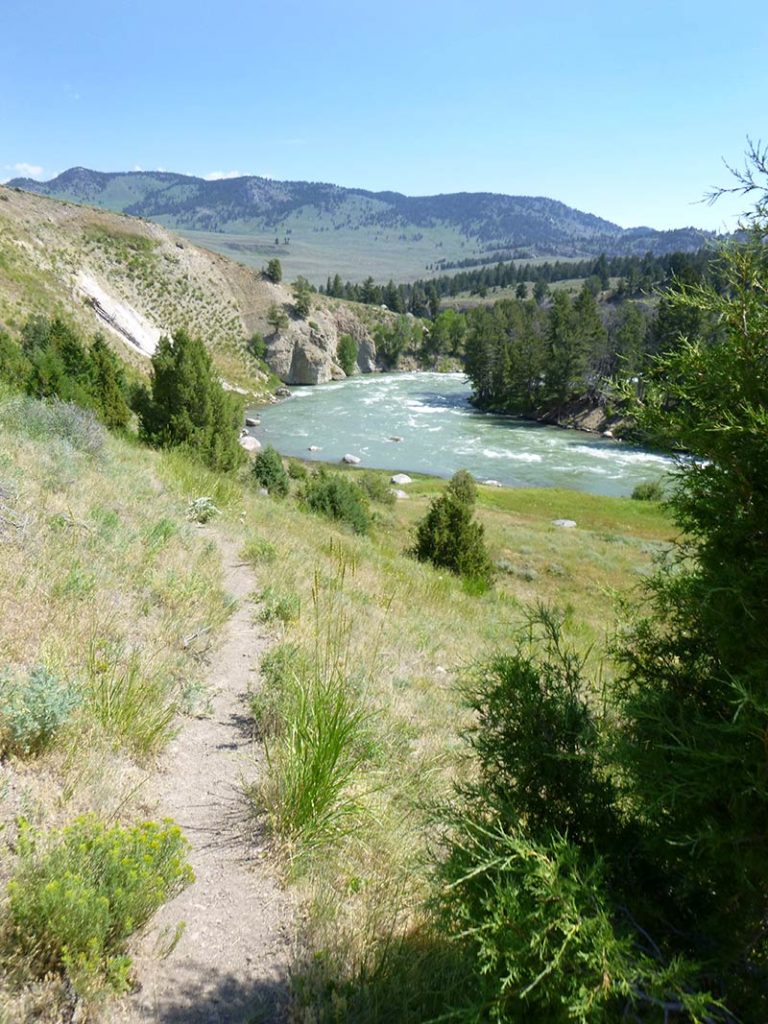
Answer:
[{"left": 115, "top": 532, "right": 293, "bottom": 1024}]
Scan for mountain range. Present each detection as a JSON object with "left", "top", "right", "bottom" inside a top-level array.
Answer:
[{"left": 9, "top": 167, "right": 717, "bottom": 284}]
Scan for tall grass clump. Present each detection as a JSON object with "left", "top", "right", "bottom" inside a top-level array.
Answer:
[
  {"left": 83, "top": 642, "right": 179, "bottom": 757},
  {"left": 253, "top": 564, "right": 377, "bottom": 864},
  {"left": 5, "top": 815, "right": 193, "bottom": 1001}
]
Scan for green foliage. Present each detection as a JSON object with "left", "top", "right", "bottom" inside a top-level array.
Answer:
[
  {"left": 139, "top": 329, "right": 244, "bottom": 472},
  {"left": 247, "top": 332, "right": 267, "bottom": 361},
  {"left": 241, "top": 534, "right": 278, "bottom": 564},
  {"left": 301, "top": 470, "right": 371, "bottom": 534},
  {"left": 631, "top": 479, "right": 664, "bottom": 502},
  {"left": 252, "top": 445, "right": 290, "bottom": 497},
  {"left": 287, "top": 457, "right": 308, "bottom": 480},
  {"left": 0, "top": 329, "right": 30, "bottom": 389},
  {"left": 6, "top": 815, "right": 193, "bottom": 998},
  {"left": 258, "top": 585, "right": 301, "bottom": 625},
  {"left": 436, "top": 179, "right": 768, "bottom": 1022},
  {"left": 411, "top": 470, "right": 493, "bottom": 586},
  {"left": 293, "top": 276, "right": 313, "bottom": 318},
  {"left": 0, "top": 666, "right": 80, "bottom": 757},
  {"left": 266, "top": 302, "right": 289, "bottom": 333},
  {"left": 264, "top": 257, "right": 283, "bottom": 283},
  {"left": 356, "top": 471, "right": 396, "bottom": 507},
  {"left": 336, "top": 333, "right": 358, "bottom": 376}
]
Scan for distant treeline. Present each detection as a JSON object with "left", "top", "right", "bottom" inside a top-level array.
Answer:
[{"left": 320, "top": 248, "right": 725, "bottom": 317}]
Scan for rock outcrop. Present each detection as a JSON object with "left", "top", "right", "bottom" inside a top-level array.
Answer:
[{"left": 265, "top": 301, "right": 382, "bottom": 385}]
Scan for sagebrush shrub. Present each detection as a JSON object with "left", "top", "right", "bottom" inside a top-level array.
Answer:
[
  {"left": 0, "top": 666, "right": 80, "bottom": 756},
  {"left": 7, "top": 815, "right": 193, "bottom": 998},
  {"left": 186, "top": 496, "right": 220, "bottom": 523},
  {"left": 0, "top": 396, "right": 106, "bottom": 455}
]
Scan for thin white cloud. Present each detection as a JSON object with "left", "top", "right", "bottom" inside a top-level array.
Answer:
[
  {"left": 203, "top": 170, "right": 245, "bottom": 181},
  {"left": 4, "top": 162, "right": 45, "bottom": 178}
]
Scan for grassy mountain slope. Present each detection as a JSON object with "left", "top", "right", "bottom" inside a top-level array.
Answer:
[
  {"left": 0, "top": 184, "right": 387, "bottom": 388},
  {"left": 10, "top": 169, "right": 716, "bottom": 285}
]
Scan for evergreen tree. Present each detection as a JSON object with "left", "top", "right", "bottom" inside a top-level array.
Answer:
[
  {"left": 89, "top": 336, "right": 130, "bottom": 430},
  {"left": 411, "top": 470, "right": 493, "bottom": 586},
  {"left": 264, "top": 258, "right": 282, "bottom": 283},
  {"left": 140, "top": 329, "right": 243, "bottom": 471}
]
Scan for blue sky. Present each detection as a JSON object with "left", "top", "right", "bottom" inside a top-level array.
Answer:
[{"left": 1, "top": 0, "right": 765, "bottom": 230}]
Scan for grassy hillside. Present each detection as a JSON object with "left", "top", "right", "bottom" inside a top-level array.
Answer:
[
  {"left": 10, "top": 169, "right": 716, "bottom": 286},
  {"left": 0, "top": 376, "right": 673, "bottom": 1019}
]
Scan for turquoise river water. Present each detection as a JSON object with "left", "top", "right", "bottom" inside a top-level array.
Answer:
[{"left": 248, "top": 372, "right": 672, "bottom": 498}]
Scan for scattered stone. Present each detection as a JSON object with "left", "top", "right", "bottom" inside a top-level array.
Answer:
[
  {"left": 435, "top": 666, "right": 448, "bottom": 676},
  {"left": 342, "top": 454, "right": 361, "bottom": 465},
  {"left": 389, "top": 435, "right": 404, "bottom": 442},
  {"left": 602, "top": 429, "right": 614, "bottom": 438},
  {"left": 392, "top": 489, "right": 409, "bottom": 500},
  {"left": 483, "top": 479, "right": 503, "bottom": 488},
  {"left": 552, "top": 518, "right": 577, "bottom": 528},
  {"left": 258, "top": 487, "right": 269, "bottom": 497},
  {"left": 308, "top": 445, "right": 321, "bottom": 452},
  {"left": 274, "top": 386, "right": 291, "bottom": 398},
  {"left": 245, "top": 416, "right": 259, "bottom": 427},
  {"left": 239, "top": 435, "right": 262, "bottom": 453},
  {"left": 391, "top": 473, "right": 412, "bottom": 485}
]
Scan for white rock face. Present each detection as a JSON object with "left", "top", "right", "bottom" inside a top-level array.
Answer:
[
  {"left": 552, "top": 518, "right": 577, "bottom": 528},
  {"left": 391, "top": 473, "right": 412, "bottom": 485},
  {"left": 239, "top": 435, "right": 262, "bottom": 453},
  {"left": 342, "top": 454, "right": 361, "bottom": 465},
  {"left": 76, "top": 271, "right": 163, "bottom": 356}
]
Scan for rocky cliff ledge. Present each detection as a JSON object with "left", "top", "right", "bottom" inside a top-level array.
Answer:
[{"left": 265, "top": 303, "right": 379, "bottom": 385}]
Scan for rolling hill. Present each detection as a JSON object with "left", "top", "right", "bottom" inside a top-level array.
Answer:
[{"left": 9, "top": 168, "right": 716, "bottom": 285}]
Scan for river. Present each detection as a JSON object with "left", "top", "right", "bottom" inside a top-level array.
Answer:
[{"left": 248, "top": 372, "right": 672, "bottom": 498}]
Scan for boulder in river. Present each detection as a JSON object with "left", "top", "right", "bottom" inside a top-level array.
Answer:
[
  {"left": 245, "top": 416, "right": 259, "bottom": 427},
  {"left": 343, "top": 454, "right": 361, "bottom": 465},
  {"left": 389, "top": 435, "right": 404, "bottom": 442},
  {"left": 308, "top": 445, "right": 321, "bottom": 452}
]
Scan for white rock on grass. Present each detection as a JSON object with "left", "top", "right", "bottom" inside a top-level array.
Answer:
[
  {"left": 552, "top": 518, "right": 577, "bottom": 528},
  {"left": 391, "top": 473, "right": 412, "bottom": 485},
  {"left": 239, "top": 435, "right": 262, "bottom": 453},
  {"left": 343, "top": 454, "right": 361, "bottom": 465},
  {"left": 392, "top": 489, "right": 409, "bottom": 500},
  {"left": 483, "top": 479, "right": 503, "bottom": 487}
]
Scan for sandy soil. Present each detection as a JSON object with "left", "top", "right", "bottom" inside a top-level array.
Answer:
[{"left": 114, "top": 532, "right": 293, "bottom": 1024}]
